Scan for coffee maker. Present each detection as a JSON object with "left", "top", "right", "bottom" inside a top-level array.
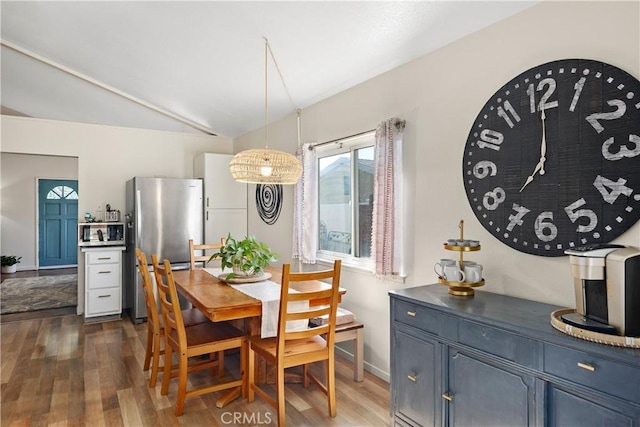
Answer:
[{"left": 564, "top": 245, "right": 640, "bottom": 337}]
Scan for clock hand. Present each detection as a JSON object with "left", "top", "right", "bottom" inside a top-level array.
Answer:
[
  {"left": 519, "top": 158, "right": 544, "bottom": 192},
  {"left": 520, "top": 108, "right": 549, "bottom": 192},
  {"left": 540, "top": 108, "right": 547, "bottom": 175}
]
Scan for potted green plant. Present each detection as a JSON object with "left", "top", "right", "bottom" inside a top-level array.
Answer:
[
  {"left": 209, "top": 234, "right": 278, "bottom": 279},
  {"left": 1, "top": 255, "right": 22, "bottom": 274}
]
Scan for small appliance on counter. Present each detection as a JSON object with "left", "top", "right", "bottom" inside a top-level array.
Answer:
[
  {"left": 78, "top": 222, "right": 125, "bottom": 247},
  {"left": 104, "top": 204, "right": 121, "bottom": 222},
  {"left": 563, "top": 244, "right": 640, "bottom": 338}
]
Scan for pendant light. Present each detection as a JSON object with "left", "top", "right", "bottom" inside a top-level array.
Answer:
[{"left": 230, "top": 39, "right": 302, "bottom": 184}]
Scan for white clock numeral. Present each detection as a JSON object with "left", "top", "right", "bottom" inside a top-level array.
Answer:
[
  {"left": 602, "top": 134, "right": 640, "bottom": 161},
  {"left": 497, "top": 100, "right": 521, "bottom": 128},
  {"left": 585, "top": 99, "right": 626, "bottom": 134},
  {"left": 564, "top": 198, "right": 597, "bottom": 233},
  {"left": 527, "top": 78, "right": 559, "bottom": 113},
  {"left": 477, "top": 129, "right": 504, "bottom": 151},
  {"left": 569, "top": 77, "right": 586, "bottom": 112},
  {"left": 472, "top": 160, "right": 497, "bottom": 179},
  {"left": 507, "top": 204, "right": 530, "bottom": 231},
  {"left": 593, "top": 175, "right": 633, "bottom": 204},
  {"left": 534, "top": 212, "right": 558, "bottom": 242},
  {"left": 482, "top": 187, "right": 506, "bottom": 211}
]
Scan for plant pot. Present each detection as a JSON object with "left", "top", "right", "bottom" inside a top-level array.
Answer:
[
  {"left": 2, "top": 265, "right": 17, "bottom": 274},
  {"left": 232, "top": 263, "right": 257, "bottom": 277}
]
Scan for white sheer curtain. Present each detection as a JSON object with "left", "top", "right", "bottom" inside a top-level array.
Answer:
[
  {"left": 292, "top": 142, "right": 318, "bottom": 263},
  {"left": 372, "top": 117, "right": 406, "bottom": 277}
]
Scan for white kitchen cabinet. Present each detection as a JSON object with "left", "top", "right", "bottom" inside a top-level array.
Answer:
[
  {"left": 82, "top": 247, "right": 124, "bottom": 319},
  {"left": 194, "top": 153, "right": 248, "bottom": 241},
  {"left": 194, "top": 153, "right": 247, "bottom": 210}
]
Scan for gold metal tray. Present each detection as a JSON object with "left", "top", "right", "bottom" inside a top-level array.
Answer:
[
  {"left": 550, "top": 308, "right": 640, "bottom": 348},
  {"left": 437, "top": 277, "right": 485, "bottom": 296},
  {"left": 443, "top": 244, "right": 481, "bottom": 252}
]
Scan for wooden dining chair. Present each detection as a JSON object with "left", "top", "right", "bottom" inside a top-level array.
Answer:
[
  {"left": 247, "top": 260, "right": 342, "bottom": 426},
  {"left": 135, "top": 248, "right": 211, "bottom": 387},
  {"left": 188, "top": 238, "right": 225, "bottom": 270},
  {"left": 151, "top": 254, "right": 246, "bottom": 416},
  {"left": 188, "top": 237, "right": 228, "bottom": 373}
]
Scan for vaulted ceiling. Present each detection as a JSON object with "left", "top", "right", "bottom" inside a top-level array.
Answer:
[{"left": 1, "top": 1, "right": 536, "bottom": 138}]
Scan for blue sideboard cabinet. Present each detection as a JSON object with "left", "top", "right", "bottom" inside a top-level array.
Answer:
[{"left": 389, "top": 285, "right": 640, "bottom": 427}]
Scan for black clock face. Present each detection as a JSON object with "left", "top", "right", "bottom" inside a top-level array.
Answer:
[{"left": 463, "top": 59, "right": 640, "bottom": 256}]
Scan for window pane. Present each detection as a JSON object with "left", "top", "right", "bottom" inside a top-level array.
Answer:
[
  {"left": 46, "top": 186, "right": 78, "bottom": 200},
  {"left": 319, "top": 153, "right": 352, "bottom": 255},
  {"left": 355, "top": 146, "right": 374, "bottom": 258}
]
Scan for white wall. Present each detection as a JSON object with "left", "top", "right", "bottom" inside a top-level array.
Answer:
[
  {"left": 1, "top": 116, "right": 232, "bottom": 313},
  {"left": 234, "top": 1, "right": 640, "bottom": 381},
  {"left": 1, "top": 153, "right": 78, "bottom": 270}
]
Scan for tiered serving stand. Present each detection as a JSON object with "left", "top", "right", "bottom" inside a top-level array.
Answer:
[{"left": 438, "top": 220, "right": 485, "bottom": 296}]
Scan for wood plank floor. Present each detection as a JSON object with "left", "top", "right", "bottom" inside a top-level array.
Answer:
[{"left": 1, "top": 313, "right": 391, "bottom": 426}]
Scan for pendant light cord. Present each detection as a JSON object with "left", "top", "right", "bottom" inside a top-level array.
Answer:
[
  {"left": 264, "top": 40, "right": 269, "bottom": 149},
  {"left": 264, "top": 38, "right": 301, "bottom": 149}
]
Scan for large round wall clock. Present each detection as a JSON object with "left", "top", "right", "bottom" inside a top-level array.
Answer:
[{"left": 463, "top": 59, "right": 640, "bottom": 256}]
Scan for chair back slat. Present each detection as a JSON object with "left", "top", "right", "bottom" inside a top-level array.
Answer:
[
  {"left": 189, "top": 238, "right": 225, "bottom": 270},
  {"left": 151, "top": 254, "right": 186, "bottom": 346},
  {"left": 285, "top": 306, "right": 331, "bottom": 322},
  {"left": 276, "top": 261, "right": 341, "bottom": 359},
  {"left": 135, "top": 248, "right": 161, "bottom": 332}
]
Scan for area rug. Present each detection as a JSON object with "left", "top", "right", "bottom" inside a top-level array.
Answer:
[{"left": 1, "top": 274, "right": 77, "bottom": 314}]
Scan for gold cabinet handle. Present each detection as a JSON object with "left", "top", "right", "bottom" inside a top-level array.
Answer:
[
  {"left": 577, "top": 362, "right": 595, "bottom": 372},
  {"left": 407, "top": 311, "right": 416, "bottom": 317},
  {"left": 442, "top": 393, "right": 453, "bottom": 402},
  {"left": 407, "top": 374, "right": 418, "bottom": 382}
]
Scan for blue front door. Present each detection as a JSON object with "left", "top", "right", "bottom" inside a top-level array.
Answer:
[{"left": 38, "top": 179, "right": 78, "bottom": 267}]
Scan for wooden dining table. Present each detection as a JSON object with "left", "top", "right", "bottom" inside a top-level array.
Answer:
[{"left": 171, "top": 265, "right": 345, "bottom": 407}]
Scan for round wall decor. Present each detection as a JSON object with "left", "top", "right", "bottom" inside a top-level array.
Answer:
[
  {"left": 463, "top": 59, "right": 640, "bottom": 256},
  {"left": 256, "top": 184, "right": 283, "bottom": 225}
]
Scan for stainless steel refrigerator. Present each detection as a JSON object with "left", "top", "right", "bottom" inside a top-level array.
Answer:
[{"left": 124, "top": 177, "right": 203, "bottom": 323}]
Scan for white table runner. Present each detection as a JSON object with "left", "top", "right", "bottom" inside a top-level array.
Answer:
[{"left": 203, "top": 268, "right": 308, "bottom": 338}]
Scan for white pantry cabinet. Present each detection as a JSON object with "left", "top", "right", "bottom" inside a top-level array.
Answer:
[{"left": 194, "top": 153, "right": 248, "bottom": 242}]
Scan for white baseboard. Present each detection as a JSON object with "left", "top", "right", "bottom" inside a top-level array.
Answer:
[{"left": 335, "top": 343, "right": 390, "bottom": 383}]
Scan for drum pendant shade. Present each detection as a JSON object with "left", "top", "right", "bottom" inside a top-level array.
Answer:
[{"left": 230, "top": 40, "right": 302, "bottom": 185}]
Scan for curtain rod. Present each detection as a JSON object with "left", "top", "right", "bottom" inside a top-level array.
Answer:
[{"left": 309, "top": 128, "right": 376, "bottom": 150}]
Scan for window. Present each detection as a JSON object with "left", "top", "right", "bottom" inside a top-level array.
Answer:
[
  {"left": 46, "top": 186, "right": 78, "bottom": 200},
  {"left": 317, "top": 132, "right": 375, "bottom": 264}
]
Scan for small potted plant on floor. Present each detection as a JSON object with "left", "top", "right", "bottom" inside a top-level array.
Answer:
[
  {"left": 1, "top": 255, "right": 22, "bottom": 274},
  {"left": 209, "top": 234, "right": 277, "bottom": 279}
]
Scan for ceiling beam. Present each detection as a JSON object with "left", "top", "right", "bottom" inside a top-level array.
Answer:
[{"left": 1, "top": 39, "right": 217, "bottom": 135}]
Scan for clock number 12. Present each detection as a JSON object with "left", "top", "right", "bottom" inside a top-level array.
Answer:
[{"left": 527, "top": 78, "right": 559, "bottom": 113}]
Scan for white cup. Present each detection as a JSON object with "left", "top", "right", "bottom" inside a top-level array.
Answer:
[
  {"left": 464, "top": 263, "right": 483, "bottom": 283},
  {"left": 434, "top": 259, "right": 456, "bottom": 277},
  {"left": 443, "top": 264, "right": 466, "bottom": 282}
]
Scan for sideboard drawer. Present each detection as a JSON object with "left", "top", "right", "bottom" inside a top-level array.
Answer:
[
  {"left": 459, "top": 319, "right": 516, "bottom": 361},
  {"left": 86, "top": 288, "right": 120, "bottom": 315},
  {"left": 544, "top": 343, "right": 640, "bottom": 403},
  {"left": 394, "top": 300, "right": 451, "bottom": 338}
]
